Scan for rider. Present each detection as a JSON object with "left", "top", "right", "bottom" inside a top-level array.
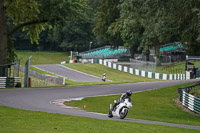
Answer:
[
  {"left": 102, "top": 73, "right": 106, "bottom": 81},
  {"left": 112, "top": 90, "right": 132, "bottom": 111}
]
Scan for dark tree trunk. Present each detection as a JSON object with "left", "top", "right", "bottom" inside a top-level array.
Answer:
[
  {"left": 154, "top": 40, "right": 161, "bottom": 65},
  {"left": 130, "top": 46, "right": 135, "bottom": 59},
  {"left": 146, "top": 52, "right": 150, "bottom": 61},
  {"left": 0, "top": 0, "right": 7, "bottom": 65}
]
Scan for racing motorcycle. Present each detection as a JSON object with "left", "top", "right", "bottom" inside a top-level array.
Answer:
[
  {"left": 108, "top": 98, "right": 132, "bottom": 119},
  {"left": 102, "top": 75, "right": 106, "bottom": 82}
]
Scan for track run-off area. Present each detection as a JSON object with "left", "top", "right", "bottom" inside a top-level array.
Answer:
[{"left": 0, "top": 79, "right": 200, "bottom": 130}]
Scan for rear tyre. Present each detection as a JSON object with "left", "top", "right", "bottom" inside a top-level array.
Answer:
[{"left": 120, "top": 108, "right": 128, "bottom": 119}]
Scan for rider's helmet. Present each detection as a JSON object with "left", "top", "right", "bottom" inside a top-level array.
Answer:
[
  {"left": 126, "top": 90, "right": 132, "bottom": 96},
  {"left": 103, "top": 73, "right": 106, "bottom": 76}
]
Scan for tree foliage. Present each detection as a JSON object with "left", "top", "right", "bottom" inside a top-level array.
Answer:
[
  {"left": 0, "top": 0, "right": 87, "bottom": 65},
  {"left": 95, "top": 0, "right": 200, "bottom": 59},
  {"left": 2, "top": 0, "right": 200, "bottom": 67},
  {"left": 93, "top": 0, "right": 123, "bottom": 47},
  {"left": 49, "top": 18, "right": 95, "bottom": 52}
]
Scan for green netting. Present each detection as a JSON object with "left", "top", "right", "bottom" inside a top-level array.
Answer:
[
  {"left": 81, "top": 48, "right": 129, "bottom": 59},
  {"left": 160, "top": 44, "right": 183, "bottom": 52}
]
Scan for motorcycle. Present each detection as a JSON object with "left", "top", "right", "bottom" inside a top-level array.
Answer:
[
  {"left": 102, "top": 76, "right": 106, "bottom": 82},
  {"left": 108, "top": 98, "right": 132, "bottom": 119}
]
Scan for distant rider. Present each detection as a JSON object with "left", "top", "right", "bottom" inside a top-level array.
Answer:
[
  {"left": 112, "top": 90, "right": 132, "bottom": 111},
  {"left": 102, "top": 73, "right": 106, "bottom": 82}
]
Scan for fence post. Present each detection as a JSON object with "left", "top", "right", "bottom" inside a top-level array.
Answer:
[
  {"left": 24, "top": 56, "right": 32, "bottom": 87},
  {"left": 178, "top": 88, "right": 183, "bottom": 101}
]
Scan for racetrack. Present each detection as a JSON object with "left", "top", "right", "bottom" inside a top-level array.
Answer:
[
  {"left": 0, "top": 79, "right": 200, "bottom": 130},
  {"left": 33, "top": 64, "right": 103, "bottom": 82}
]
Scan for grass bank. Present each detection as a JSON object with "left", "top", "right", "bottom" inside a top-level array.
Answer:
[
  {"left": 30, "top": 63, "right": 160, "bottom": 86},
  {"left": 190, "top": 86, "right": 200, "bottom": 98},
  {"left": 14, "top": 52, "right": 68, "bottom": 88},
  {"left": 0, "top": 106, "right": 199, "bottom": 133},
  {"left": 65, "top": 63, "right": 159, "bottom": 84},
  {"left": 156, "top": 61, "right": 200, "bottom": 74},
  {"left": 65, "top": 82, "right": 200, "bottom": 126},
  {"left": 16, "top": 52, "right": 69, "bottom": 66}
]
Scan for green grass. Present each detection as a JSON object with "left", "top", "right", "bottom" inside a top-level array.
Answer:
[
  {"left": 190, "top": 86, "right": 200, "bottom": 98},
  {"left": 16, "top": 52, "right": 69, "bottom": 66},
  {"left": 14, "top": 52, "right": 70, "bottom": 88},
  {"left": 30, "top": 65, "right": 117, "bottom": 86},
  {"left": 65, "top": 82, "right": 200, "bottom": 126},
  {"left": 0, "top": 106, "right": 199, "bottom": 133},
  {"left": 65, "top": 78, "right": 108, "bottom": 86},
  {"left": 29, "top": 63, "right": 160, "bottom": 86},
  {"left": 65, "top": 63, "right": 159, "bottom": 84},
  {"left": 156, "top": 61, "right": 200, "bottom": 74},
  {"left": 16, "top": 52, "right": 159, "bottom": 86},
  {"left": 156, "top": 62, "right": 185, "bottom": 74}
]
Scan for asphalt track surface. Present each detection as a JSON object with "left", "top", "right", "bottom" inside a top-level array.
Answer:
[
  {"left": 33, "top": 64, "right": 102, "bottom": 82},
  {"left": 0, "top": 79, "right": 200, "bottom": 130}
]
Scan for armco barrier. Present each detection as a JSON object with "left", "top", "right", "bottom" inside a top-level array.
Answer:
[
  {"left": 0, "top": 77, "right": 6, "bottom": 88},
  {"left": 97, "top": 59, "right": 185, "bottom": 80},
  {"left": 0, "top": 77, "right": 21, "bottom": 88},
  {"left": 178, "top": 82, "right": 200, "bottom": 114},
  {"left": 18, "top": 65, "right": 65, "bottom": 85}
]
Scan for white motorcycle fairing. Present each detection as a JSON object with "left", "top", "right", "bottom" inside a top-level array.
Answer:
[{"left": 108, "top": 98, "right": 132, "bottom": 119}]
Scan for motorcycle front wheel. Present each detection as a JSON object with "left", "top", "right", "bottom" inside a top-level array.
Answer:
[{"left": 120, "top": 108, "right": 128, "bottom": 119}]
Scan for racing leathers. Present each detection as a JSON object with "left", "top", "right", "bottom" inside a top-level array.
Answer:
[{"left": 112, "top": 93, "right": 131, "bottom": 111}]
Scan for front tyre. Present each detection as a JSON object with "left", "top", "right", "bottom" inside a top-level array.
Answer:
[{"left": 120, "top": 108, "right": 128, "bottom": 119}]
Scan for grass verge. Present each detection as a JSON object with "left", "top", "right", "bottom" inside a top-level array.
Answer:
[
  {"left": 65, "top": 82, "right": 200, "bottom": 126},
  {"left": 30, "top": 66, "right": 111, "bottom": 87},
  {"left": 16, "top": 52, "right": 69, "bottom": 66},
  {"left": 0, "top": 106, "right": 199, "bottom": 133},
  {"left": 190, "top": 86, "right": 200, "bottom": 98},
  {"left": 156, "top": 62, "right": 185, "bottom": 74},
  {"left": 65, "top": 63, "right": 159, "bottom": 84},
  {"left": 156, "top": 61, "right": 200, "bottom": 74},
  {"left": 30, "top": 63, "right": 161, "bottom": 86}
]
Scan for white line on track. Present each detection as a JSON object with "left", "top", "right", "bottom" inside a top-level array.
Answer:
[
  {"left": 32, "top": 65, "right": 65, "bottom": 78},
  {"left": 58, "top": 64, "right": 112, "bottom": 81}
]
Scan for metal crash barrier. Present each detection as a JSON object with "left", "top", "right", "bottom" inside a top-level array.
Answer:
[
  {"left": 178, "top": 82, "right": 200, "bottom": 114},
  {"left": 0, "top": 77, "right": 21, "bottom": 88}
]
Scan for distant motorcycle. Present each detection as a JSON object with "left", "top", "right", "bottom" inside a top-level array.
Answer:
[
  {"left": 102, "top": 75, "right": 106, "bottom": 82},
  {"left": 108, "top": 98, "right": 132, "bottom": 119}
]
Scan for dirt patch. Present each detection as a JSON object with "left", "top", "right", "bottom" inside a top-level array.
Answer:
[{"left": 190, "top": 92, "right": 200, "bottom": 98}]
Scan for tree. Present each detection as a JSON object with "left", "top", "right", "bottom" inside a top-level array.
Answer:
[
  {"left": 0, "top": 0, "right": 7, "bottom": 65},
  {"left": 119, "top": 0, "right": 200, "bottom": 58},
  {"left": 93, "top": 0, "right": 200, "bottom": 59},
  {"left": 49, "top": 18, "right": 95, "bottom": 52},
  {"left": 167, "top": 0, "right": 200, "bottom": 55},
  {"left": 108, "top": 0, "right": 145, "bottom": 58},
  {"left": 0, "top": 0, "right": 86, "bottom": 66},
  {"left": 93, "top": 0, "right": 123, "bottom": 47}
]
